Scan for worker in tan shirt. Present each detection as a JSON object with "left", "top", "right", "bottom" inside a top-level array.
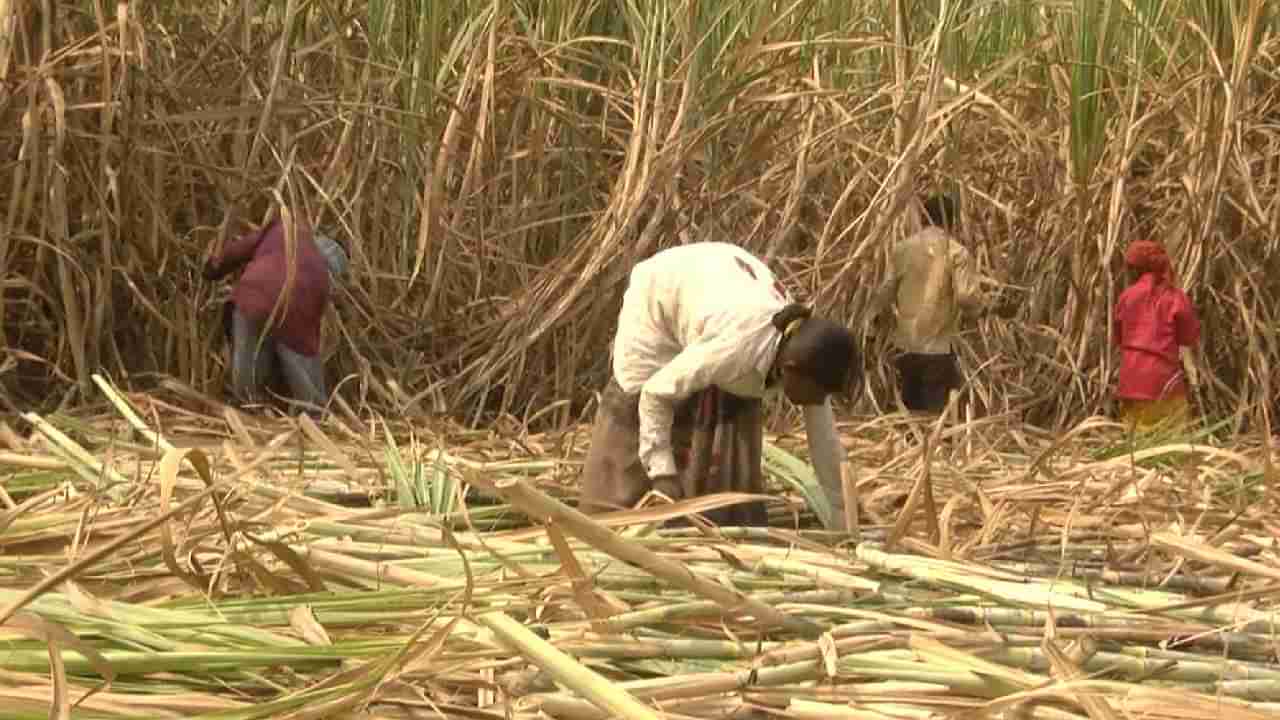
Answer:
[{"left": 872, "top": 194, "right": 985, "bottom": 413}]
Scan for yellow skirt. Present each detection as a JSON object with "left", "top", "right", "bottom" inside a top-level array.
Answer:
[{"left": 1119, "top": 395, "right": 1191, "bottom": 434}]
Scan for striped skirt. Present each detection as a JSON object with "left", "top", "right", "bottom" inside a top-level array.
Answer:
[{"left": 579, "top": 377, "right": 768, "bottom": 526}]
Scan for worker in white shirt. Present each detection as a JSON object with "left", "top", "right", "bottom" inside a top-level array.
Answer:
[
  {"left": 872, "top": 194, "right": 985, "bottom": 414},
  {"left": 579, "top": 242, "right": 861, "bottom": 529}
]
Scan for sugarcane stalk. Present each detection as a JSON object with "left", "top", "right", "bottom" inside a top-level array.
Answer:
[
  {"left": 476, "top": 610, "right": 661, "bottom": 720},
  {"left": 493, "top": 477, "right": 824, "bottom": 638}
]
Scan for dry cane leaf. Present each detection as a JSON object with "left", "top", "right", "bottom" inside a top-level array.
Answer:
[
  {"left": 547, "top": 523, "right": 629, "bottom": 625},
  {"left": 5, "top": 612, "right": 116, "bottom": 713},
  {"left": 61, "top": 582, "right": 115, "bottom": 621},
  {"left": 289, "top": 605, "right": 333, "bottom": 647},
  {"left": 817, "top": 631, "right": 839, "bottom": 679},
  {"left": 49, "top": 631, "right": 68, "bottom": 720},
  {"left": 1151, "top": 532, "right": 1280, "bottom": 584},
  {"left": 298, "top": 413, "right": 360, "bottom": 480},
  {"left": 157, "top": 447, "right": 222, "bottom": 591}
]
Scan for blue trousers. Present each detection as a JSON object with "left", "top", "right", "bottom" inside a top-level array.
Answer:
[{"left": 230, "top": 308, "right": 327, "bottom": 413}]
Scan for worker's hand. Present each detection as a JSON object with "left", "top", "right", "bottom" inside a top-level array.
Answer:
[{"left": 202, "top": 260, "right": 222, "bottom": 282}]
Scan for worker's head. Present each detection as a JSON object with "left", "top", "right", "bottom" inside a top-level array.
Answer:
[
  {"left": 922, "top": 193, "right": 959, "bottom": 231},
  {"left": 1124, "top": 239, "right": 1172, "bottom": 285},
  {"left": 774, "top": 307, "right": 862, "bottom": 406}
]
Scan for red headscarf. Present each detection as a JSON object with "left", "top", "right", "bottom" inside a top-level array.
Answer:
[{"left": 1124, "top": 240, "right": 1173, "bottom": 285}]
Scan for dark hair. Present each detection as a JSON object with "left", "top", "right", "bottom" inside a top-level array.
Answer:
[
  {"left": 771, "top": 303, "right": 812, "bottom": 333},
  {"left": 923, "top": 193, "right": 959, "bottom": 230},
  {"left": 778, "top": 315, "right": 862, "bottom": 394}
]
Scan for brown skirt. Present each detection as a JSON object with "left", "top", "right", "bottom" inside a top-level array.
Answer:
[
  {"left": 579, "top": 378, "right": 768, "bottom": 526},
  {"left": 895, "top": 351, "right": 962, "bottom": 413}
]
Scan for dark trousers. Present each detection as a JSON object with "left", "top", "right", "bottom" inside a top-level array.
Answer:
[
  {"left": 895, "top": 351, "right": 962, "bottom": 413},
  {"left": 228, "top": 306, "right": 327, "bottom": 412}
]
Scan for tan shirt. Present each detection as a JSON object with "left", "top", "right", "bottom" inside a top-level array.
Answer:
[{"left": 877, "top": 227, "right": 983, "bottom": 354}]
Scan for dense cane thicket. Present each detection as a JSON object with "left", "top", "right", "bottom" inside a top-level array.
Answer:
[{"left": 2, "top": 1, "right": 1279, "bottom": 432}]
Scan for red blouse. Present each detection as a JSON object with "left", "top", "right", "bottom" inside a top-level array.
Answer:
[
  {"left": 210, "top": 218, "right": 331, "bottom": 356},
  {"left": 1113, "top": 274, "right": 1200, "bottom": 401}
]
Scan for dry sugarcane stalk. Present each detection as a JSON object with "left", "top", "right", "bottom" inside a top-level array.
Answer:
[
  {"left": 492, "top": 477, "right": 824, "bottom": 638},
  {"left": 476, "top": 610, "right": 661, "bottom": 720}
]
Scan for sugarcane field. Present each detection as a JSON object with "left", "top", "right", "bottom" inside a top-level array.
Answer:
[{"left": 4, "top": 2, "right": 1280, "bottom": 719}]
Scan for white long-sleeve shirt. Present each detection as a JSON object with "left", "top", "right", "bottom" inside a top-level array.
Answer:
[
  {"left": 613, "top": 243, "right": 789, "bottom": 479},
  {"left": 611, "top": 243, "right": 848, "bottom": 530}
]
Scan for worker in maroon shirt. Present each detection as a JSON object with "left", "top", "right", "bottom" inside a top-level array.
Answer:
[
  {"left": 204, "top": 213, "right": 345, "bottom": 414},
  {"left": 1113, "top": 240, "right": 1201, "bottom": 432}
]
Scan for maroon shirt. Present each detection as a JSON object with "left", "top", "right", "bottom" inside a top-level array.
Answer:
[
  {"left": 1113, "top": 273, "right": 1200, "bottom": 401},
  {"left": 210, "top": 218, "right": 331, "bottom": 356}
]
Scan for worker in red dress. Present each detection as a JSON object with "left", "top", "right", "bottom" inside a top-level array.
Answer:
[
  {"left": 204, "top": 210, "right": 347, "bottom": 415},
  {"left": 1112, "top": 239, "right": 1201, "bottom": 431}
]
